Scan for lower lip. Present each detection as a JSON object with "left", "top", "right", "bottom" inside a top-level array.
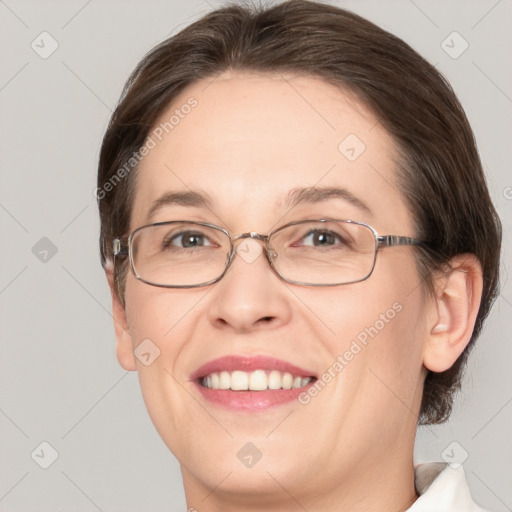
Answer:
[{"left": 194, "top": 381, "right": 316, "bottom": 411}]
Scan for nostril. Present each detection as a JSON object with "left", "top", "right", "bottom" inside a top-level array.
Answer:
[{"left": 261, "top": 316, "right": 273, "bottom": 323}]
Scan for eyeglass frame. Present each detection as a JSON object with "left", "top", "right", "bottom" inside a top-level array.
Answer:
[{"left": 112, "top": 219, "right": 425, "bottom": 288}]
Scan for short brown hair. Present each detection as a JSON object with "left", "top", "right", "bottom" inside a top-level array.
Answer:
[{"left": 97, "top": 0, "right": 501, "bottom": 424}]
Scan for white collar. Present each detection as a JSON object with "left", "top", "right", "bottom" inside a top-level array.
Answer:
[{"left": 408, "top": 462, "right": 488, "bottom": 511}]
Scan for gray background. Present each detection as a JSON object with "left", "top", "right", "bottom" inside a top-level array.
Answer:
[{"left": 0, "top": 0, "right": 510, "bottom": 510}]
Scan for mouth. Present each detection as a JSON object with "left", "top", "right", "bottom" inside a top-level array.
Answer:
[{"left": 191, "top": 355, "right": 318, "bottom": 411}]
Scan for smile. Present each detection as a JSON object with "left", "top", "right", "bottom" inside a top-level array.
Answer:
[{"left": 192, "top": 355, "right": 318, "bottom": 411}]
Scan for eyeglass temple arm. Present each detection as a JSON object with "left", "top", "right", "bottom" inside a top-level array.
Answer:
[
  {"left": 112, "top": 237, "right": 129, "bottom": 256},
  {"left": 377, "top": 235, "right": 423, "bottom": 248}
]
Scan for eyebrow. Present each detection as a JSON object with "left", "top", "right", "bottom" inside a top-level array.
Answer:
[
  {"left": 285, "top": 186, "right": 372, "bottom": 214},
  {"left": 146, "top": 185, "right": 371, "bottom": 222},
  {"left": 146, "top": 190, "right": 212, "bottom": 221}
]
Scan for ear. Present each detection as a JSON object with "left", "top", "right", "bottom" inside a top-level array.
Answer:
[
  {"left": 105, "top": 264, "right": 137, "bottom": 372},
  {"left": 422, "top": 254, "right": 483, "bottom": 373}
]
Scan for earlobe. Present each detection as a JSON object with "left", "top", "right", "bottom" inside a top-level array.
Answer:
[
  {"left": 105, "top": 265, "right": 137, "bottom": 372},
  {"left": 423, "top": 254, "right": 483, "bottom": 373}
]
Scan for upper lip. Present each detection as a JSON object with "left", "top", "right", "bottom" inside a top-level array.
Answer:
[{"left": 190, "top": 355, "right": 317, "bottom": 381}]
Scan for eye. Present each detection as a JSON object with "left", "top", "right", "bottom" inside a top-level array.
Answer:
[
  {"left": 163, "top": 230, "right": 215, "bottom": 249},
  {"left": 297, "top": 229, "right": 346, "bottom": 247}
]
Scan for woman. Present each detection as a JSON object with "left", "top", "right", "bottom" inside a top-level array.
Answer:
[{"left": 97, "top": 1, "right": 501, "bottom": 510}]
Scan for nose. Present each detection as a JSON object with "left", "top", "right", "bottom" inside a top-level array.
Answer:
[{"left": 206, "top": 237, "right": 292, "bottom": 333}]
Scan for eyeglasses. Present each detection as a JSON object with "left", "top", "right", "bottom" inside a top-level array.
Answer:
[{"left": 112, "top": 219, "right": 424, "bottom": 288}]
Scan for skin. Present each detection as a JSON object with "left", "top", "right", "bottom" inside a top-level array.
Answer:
[{"left": 107, "top": 71, "right": 483, "bottom": 511}]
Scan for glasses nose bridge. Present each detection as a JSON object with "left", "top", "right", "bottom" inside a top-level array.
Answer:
[
  {"left": 232, "top": 231, "right": 269, "bottom": 244},
  {"left": 230, "top": 231, "right": 277, "bottom": 259}
]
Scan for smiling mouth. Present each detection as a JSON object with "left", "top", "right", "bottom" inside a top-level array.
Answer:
[{"left": 199, "top": 369, "right": 316, "bottom": 391}]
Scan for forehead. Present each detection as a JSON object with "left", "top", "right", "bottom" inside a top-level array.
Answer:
[{"left": 131, "top": 71, "right": 412, "bottom": 234}]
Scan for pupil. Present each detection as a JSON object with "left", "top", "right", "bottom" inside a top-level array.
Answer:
[
  {"left": 183, "top": 234, "right": 201, "bottom": 247},
  {"left": 315, "top": 232, "right": 333, "bottom": 245}
]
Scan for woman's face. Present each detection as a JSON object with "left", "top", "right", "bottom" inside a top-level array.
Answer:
[{"left": 114, "top": 72, "right": 430, "bottom": 506}]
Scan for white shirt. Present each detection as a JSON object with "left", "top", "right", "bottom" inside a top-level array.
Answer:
[{"left": 408, "top": 462, "right": 488, "bottom": 511}]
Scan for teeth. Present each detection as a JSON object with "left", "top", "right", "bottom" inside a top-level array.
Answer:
[
  {"left": 249, "top": 369, "right": 267, "bottom": 391},
  {"left": 282, "top": 372, "right": 293, "bottom": 390},
  {"left": 231, "top": 370, "right": 248, "bottom": 390},
  {"left": 219, "top": 371, "right": 230, "bottom": 389},
  {"left": 268, "top": 370, "right": 282, "bottom": 389},
  {"left": 201, "top": 370, "right": 314, "bottom": 391}
]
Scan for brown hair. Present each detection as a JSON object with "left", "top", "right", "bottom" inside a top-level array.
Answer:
[{"left": 97, "top": 0, "right": 501, "bottom": 424}]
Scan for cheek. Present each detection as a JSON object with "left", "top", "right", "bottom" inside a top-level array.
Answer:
[
  {"left": 124, "top": 275, "right": 208, "bottom": 341},
  {"left": 292, "top": 251, "right": 427, "bottom": 405},
  {"left": 348, "top": 290, "right": 427, "bottom": 444},
  {"left": 290, "top": 256, "right": 425, "bottom": 349},
  {"left": 122, "top": 275, "right": 216, "bottom": 453},
  {"left": 337, "top": 259, "right": 428, "bottom": 427}
]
